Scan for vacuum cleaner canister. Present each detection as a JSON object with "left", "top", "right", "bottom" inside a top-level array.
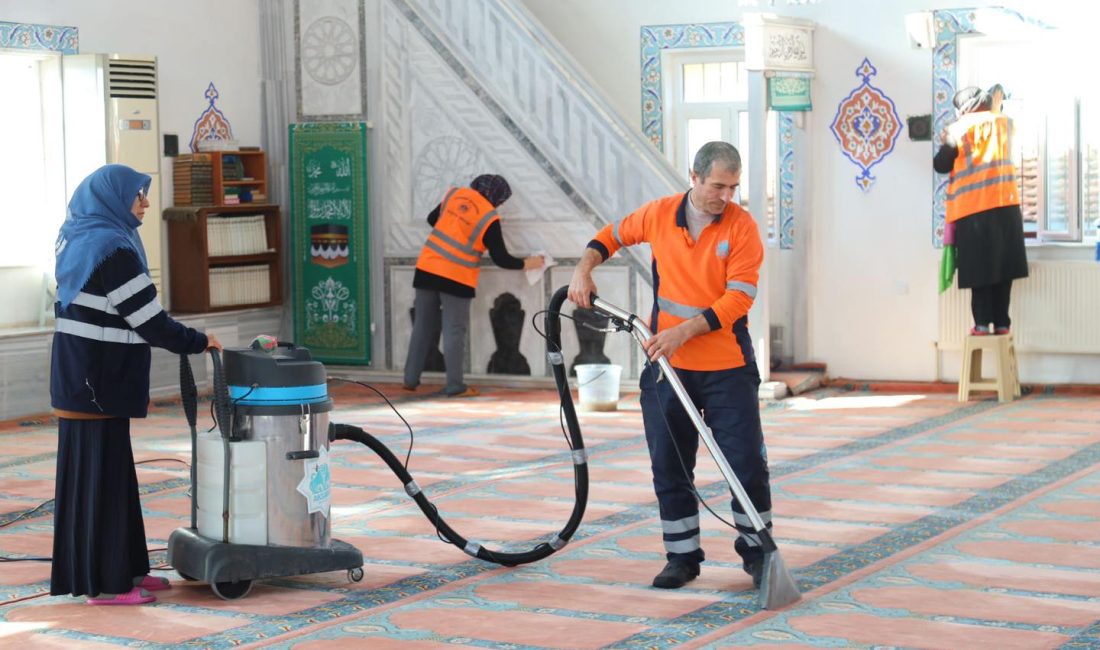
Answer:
[{"left": 196, "top": 345, "right": 335, "bottom": 548}]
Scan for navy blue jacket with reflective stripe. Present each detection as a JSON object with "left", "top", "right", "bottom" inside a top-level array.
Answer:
[{"left": 50, "top": 250, "right": 208, "bottom": 418}]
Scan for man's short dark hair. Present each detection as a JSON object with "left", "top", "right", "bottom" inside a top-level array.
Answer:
[{"left": 692, "top": 141, "right": 742, "bottom": 179}]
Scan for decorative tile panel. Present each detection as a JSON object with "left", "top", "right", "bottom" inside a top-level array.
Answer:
[
  {"left": 829, "top": 58, "right": 901, "bottom": 193},
  {"left": 296, "top": 0, "right": 366, "bottom": 119},
  {"left": 0, "top": 21, "right": 77, "bottom": 53},
  {"left": 639, "top": 22, "right": 744, "bottom": 152},
  {"left": 778, "top": 113, "right": 795, "bottom": 249}
]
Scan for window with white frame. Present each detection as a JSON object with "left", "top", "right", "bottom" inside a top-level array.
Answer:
[
  {"left": 958, "top": 34, "right": 1098, "bottom": 243},
  {"left": 0, "top": 50, "right": 66, "bottom": 270},
  {"left": 662, "top": 50, "right": 778, "bottom": 241}
]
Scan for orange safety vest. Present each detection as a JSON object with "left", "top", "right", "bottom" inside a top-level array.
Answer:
[
  {"left": 415, "top": 186, "right": 500, "bottom": 289},
  {"left": 945, "top": 112, "right": 1019, "bottom": 223}
]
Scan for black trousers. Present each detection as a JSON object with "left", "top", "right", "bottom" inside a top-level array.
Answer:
[
  {"left": 51, "top": 417, "right": 150, "bottom": 596},
  {"left": 970, "top": 279, "right": 1014, "bottom": 330}
]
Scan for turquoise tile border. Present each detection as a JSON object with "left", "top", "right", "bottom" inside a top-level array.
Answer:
[
  {"left": 642, "top": 23, "right": 801, "bottom": 249},
  {"left": 639, "top": 22, "right": 744, "bottom": 152},
  {"left": 778, "top": 113, "right": 795, "bottom": 249},
  {"left": 0, "top": 21, "right": 78, "bottom": 54}
]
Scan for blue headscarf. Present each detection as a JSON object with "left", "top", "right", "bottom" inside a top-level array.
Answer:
[{"left": 55, "top": 164, "right": 151, "bottom": 307}]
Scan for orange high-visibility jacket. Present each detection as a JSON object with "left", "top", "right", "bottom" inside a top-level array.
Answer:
[
  {"left": 415, "top": 187, "right": 500, "bottom": 289},
  {"left": 945, "top": 112, "right": 1019, "bottom": 223},
  {"left": 591, "top": 193, "right": 762, "bottom": 371}
]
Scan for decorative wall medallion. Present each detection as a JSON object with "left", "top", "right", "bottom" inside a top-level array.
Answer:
[
  {"left": 829, "top": 58, "right": 901, "bottom": 192},
  {"left": 302, "top": 16, "right": 357, "bottom": 85},
  {"left": 189, "top": 82, "right": 235, "bottom": 153},
  {"left": 296, "top": 0, "right": 365, "bottom": 118},
  {"left": 639, "top": 22, "right": 744, "bottom": 151},
  {"left": 411, "top": 135, "right": 486, "bottom": 219}
]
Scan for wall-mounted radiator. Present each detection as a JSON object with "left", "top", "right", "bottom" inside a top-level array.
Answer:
[{"left": 939, "top": 261, "right": 1100, "bottom": 353}]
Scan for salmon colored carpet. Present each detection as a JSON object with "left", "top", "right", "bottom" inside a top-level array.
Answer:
[{"left": 2, "top": 381, "right": 1099, "bottom": 649}]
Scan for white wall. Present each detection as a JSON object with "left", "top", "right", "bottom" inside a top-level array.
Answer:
[
  {"left": 0, "top": 0, "right": 263, "bottom": 327},
  {"left": 521, "top": 0, "right": 1091, "bottom": 382}
]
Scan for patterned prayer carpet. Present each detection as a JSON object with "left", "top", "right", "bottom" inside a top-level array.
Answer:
[{"left": 1, "top": 381, "right": 1099, "bottom": 649}]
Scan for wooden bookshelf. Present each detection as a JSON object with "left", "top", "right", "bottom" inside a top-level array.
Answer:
[{"left": 164, "top": 203, "right": 282, "bottom": 313}]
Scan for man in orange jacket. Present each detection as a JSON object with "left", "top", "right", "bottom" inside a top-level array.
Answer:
[
  {"left": 569, "top": 142, "right": 772, "bottom": 590},
  {"left": 405, "top": 174, "right": 544, "bottom": 397}
]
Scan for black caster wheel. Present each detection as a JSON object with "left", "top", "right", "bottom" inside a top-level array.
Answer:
[
  {"left": 348, "top": 567, "right": 364, "bottom": 583},
  {"left": 211, "top": 579, "right": 253, "bottom": 600}
]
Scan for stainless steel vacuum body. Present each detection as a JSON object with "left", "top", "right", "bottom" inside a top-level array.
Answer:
[{"left": 169, "top": 344, "right": 363, "bottom": 600}]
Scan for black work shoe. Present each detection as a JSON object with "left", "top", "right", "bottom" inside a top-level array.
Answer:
[
  {"left": 652, "top": 561, "right": 700, "bottom": 589},
  {"left": 743, "top": 556, "right": 763, "bottom": 589}
]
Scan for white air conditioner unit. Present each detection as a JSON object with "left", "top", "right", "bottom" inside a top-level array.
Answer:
[{"left": 61, "top": 54, "right": 164, "bottom": 295}]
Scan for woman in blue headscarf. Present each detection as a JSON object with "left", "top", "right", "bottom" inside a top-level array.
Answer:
[{"left": 50, "top": 164, "right": 221, "bottom": 606}]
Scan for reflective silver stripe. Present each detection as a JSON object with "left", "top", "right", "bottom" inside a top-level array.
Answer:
[
  {"left": 726, "top": 281, "right": 757, "bottom": 298},
  {"left": 70, "top": 292, "right": 117, "bottom": 314},
  {"left": 661, "top": 515, "right": 700, "bottom": 535},
  {"left": 732, "top": 510, "right": 772, "bottom": 528},
  {"left": 612, "top": 219, "right": 623, "bottom": 245},
  {"left": 55, "top": 318, "right": 147, "bottom": 345},
  {"left": 946, "top": 173, "right": 1018, "bottom": 200},
  {"left": 664, "top": 535, "right": 701, "bottom": 554},
  {"left": 124, "top": 298, "right": 164, "bottom": 328},
  {"left": 441, "top": 187, "right": 458, "bottom": 207},
  {"left": 424, "top": 239, "right": 479, "bottom": 268},
  {"left": 430, "top": 227, "right": 478, "bottom": 256},
  {"left": 952, "top": 159, "right": 1012, "bottom": 183},
  {"left": 106, "top": 274, "right": 153, "bottom": 306},
  {"left": 465, "top": 209, "right": 499, "bottom": 248},
  {"left": 657, "top": 296, "right": 706, "bottom": 320}
]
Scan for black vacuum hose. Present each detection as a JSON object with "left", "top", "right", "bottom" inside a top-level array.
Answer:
[{"left": 330, "top": 285, "right": 589, "bottom": 566}]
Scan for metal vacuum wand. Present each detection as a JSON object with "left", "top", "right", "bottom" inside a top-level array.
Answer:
[{"left": 591, "top": 295, "right": 801, "bottom": 610}]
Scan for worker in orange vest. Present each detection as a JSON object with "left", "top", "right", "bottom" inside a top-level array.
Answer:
[
  {"left": 934, "top": 84, "right": 1028, "bottom": 335},
  {"left": 404, "top": 174, "right": 544, "bottom": 397},
  {"left": 569, "top": 142, "right": 772, "bottom": 591}
]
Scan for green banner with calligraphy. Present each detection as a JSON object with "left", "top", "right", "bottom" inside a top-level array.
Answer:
[{"left": 289, "top": 122, "right": 370, "bottom": 364}]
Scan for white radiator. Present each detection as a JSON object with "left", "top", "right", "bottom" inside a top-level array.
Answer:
[{"left": 938, "top": 261, "right": 1100, "bottom": 353}]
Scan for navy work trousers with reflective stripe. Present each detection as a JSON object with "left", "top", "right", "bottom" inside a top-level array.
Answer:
[{"left": 640, "top": 362, "right": 772, "bottom": 564}]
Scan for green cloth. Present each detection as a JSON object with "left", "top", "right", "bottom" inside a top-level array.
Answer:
[{"left": 939, "top": 244, "right": 957, "bottom": 294}]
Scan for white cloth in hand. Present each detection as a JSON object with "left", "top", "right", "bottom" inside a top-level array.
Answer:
[{"left": 526, "top": 251, "right": 556, "bottom": 286}]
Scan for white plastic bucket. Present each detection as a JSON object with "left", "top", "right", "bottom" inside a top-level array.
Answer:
[{"left": 575, "top": 363, "right": 623, "bottom": 411}]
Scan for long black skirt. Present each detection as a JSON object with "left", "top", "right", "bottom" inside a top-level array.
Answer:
[
  {"left": 50, "top": 417, "right": 150, "bottom": 596},
  {"left": 955, "top": 204, "right": 1029, "bottom": 289}
]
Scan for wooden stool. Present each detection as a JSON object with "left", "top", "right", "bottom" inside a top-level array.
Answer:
[{"left": 958, "top": 333, "right": 1021, "bottom": 403}]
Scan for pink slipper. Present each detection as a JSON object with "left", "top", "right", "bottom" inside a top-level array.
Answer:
[
  {"left": 86, "top": 587, "right": 156, "bottom": 606},
  {"left": 137, "top": 575, "right": 171, "bottom": 591}
]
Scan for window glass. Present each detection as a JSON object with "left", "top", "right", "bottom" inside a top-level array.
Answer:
[{"left": 687, "top": 118, "right": 723, "bottom": 174}]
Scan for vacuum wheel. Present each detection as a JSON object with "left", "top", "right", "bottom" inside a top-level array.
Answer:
[
  {"left": 348, "top": 567, "right": 364, "bottom": 583},
  {"left": 211, "top": 579, "right": 253, "bottom": 600},
  {"left": 177, "top": 571, "right": 198, "bottom": 581}
]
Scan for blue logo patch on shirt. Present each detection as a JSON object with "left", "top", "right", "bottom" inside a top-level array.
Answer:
[{"left": 716, "top": 240, "right": 730, "bottom": 259}]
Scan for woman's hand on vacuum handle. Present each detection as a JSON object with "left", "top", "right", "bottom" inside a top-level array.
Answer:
[
  {"left": 205, "top": 333, "right": 223, "bottom": 351},
  {"left": 523, "top": 254, "right": 545, "bottom": 271}
]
